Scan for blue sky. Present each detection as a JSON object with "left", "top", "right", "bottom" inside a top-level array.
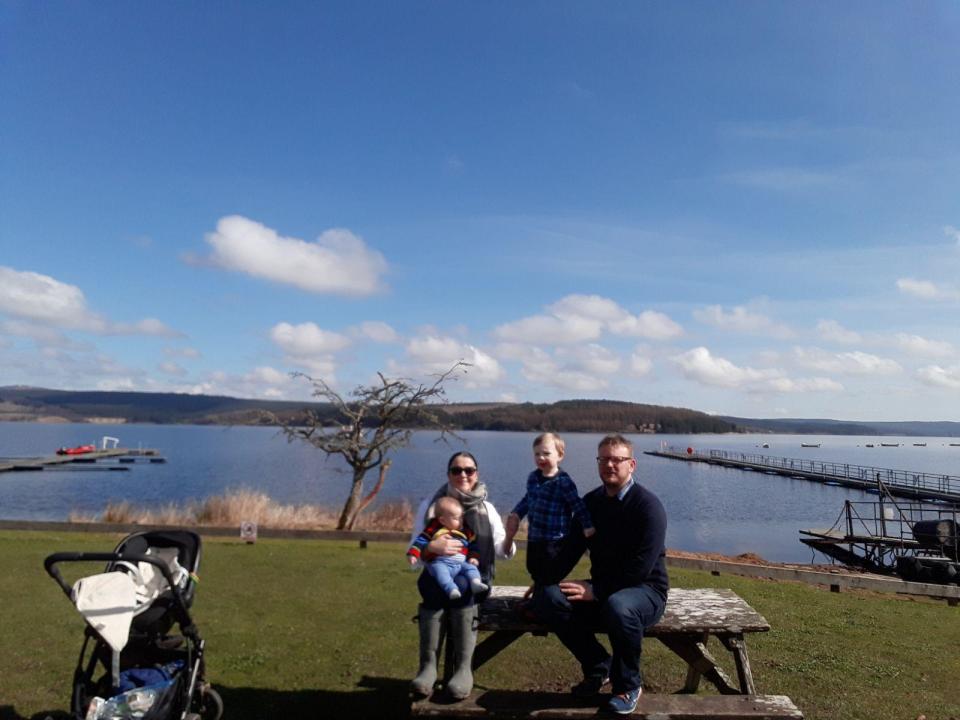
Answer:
[{"left": 2, "top": 3, "right": 960, "bottom": 421}]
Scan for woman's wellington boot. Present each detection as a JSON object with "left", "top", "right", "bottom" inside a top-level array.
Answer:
[
  {"left": 411, "top": 605, "right": 444, "bottom": 697},
  {"left": 445, "top": 605, "right": 477, "bottom": 701}
]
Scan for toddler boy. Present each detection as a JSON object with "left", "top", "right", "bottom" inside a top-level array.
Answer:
[{"left": 502, "top": 432, "right": 594, "bottom": 584}]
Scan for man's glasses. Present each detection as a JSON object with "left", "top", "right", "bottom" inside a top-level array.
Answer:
[
  {"left": 596, "top": 456, "right": 632, "bottom": 466},
  {"left": 449, "top": 466, "right": 477, "bottom": 476}
]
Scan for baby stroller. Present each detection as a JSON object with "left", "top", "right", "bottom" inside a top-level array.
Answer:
[{"left": 44, "top": 530, "right": 223, "bottom": 720}]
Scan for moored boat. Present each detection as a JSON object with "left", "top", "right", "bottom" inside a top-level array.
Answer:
[
  {"left": 56, "top": 444, "right": 96, "bottom": 456},
  {"left": 800, "top": 443, "right": 821, "bottom": 448}
]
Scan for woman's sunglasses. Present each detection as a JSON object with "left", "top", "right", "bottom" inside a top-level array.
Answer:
[{"left": 448, "top": 466, "right": 477, "bottom": 477}]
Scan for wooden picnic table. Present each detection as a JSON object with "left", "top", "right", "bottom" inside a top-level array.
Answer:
[{"left": 412, "top": 586, "right": 803, "bottom": 719}]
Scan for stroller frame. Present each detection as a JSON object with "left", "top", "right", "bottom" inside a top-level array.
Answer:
[{"left": 45, "top": 530, "right": 222, "bottom": 720}]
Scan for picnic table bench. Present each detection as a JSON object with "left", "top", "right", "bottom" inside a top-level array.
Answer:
[{"left": 412, "top": 586, "right": 803, "bottom": 719}]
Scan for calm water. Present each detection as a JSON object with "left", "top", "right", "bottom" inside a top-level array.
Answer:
[{"left": 2, "top": 423, "right": 959, "bottom": 562}]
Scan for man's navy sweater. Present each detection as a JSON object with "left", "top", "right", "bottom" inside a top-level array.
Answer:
[{"left": 583, "top": 482, "right": 669, "bottom": 601}]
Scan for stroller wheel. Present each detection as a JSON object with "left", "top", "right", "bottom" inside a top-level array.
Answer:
[{"left": 199, "top": 686, "right": 224, "bottom": 720}]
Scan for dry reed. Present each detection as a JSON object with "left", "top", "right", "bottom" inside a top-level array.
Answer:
[{"left": 68, "top": 488, "right": 414, "bottom": 532}]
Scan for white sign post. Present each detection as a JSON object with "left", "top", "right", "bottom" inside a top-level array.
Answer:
[{"left": 240, "top": 520, "right": 258, "bottom": 544}]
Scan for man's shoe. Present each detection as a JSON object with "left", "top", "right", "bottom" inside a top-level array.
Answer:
[
  {"left": 605, "top": 687, "right": 641, "bottom": 714},
  {"left": 571, "top": 675, "right": 609, "bottom": 698}
]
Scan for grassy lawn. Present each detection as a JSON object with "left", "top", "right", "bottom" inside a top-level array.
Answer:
[{"left": 1, "top": 529, "right": 957, "bottom": 720}]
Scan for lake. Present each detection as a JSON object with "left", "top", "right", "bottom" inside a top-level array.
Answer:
[{"left": 2, "top": 422, "right": 959, "bottom": 562}]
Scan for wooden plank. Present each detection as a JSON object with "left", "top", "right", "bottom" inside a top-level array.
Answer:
[
  {"left": 666, "top": 556, "right": 960, "bottom": 602},
  {"left": 411, "top": 692, "right": 803, "bottom": 719},
  {"left": 478, "top": 587, "right": 770, "bottom": 636}
]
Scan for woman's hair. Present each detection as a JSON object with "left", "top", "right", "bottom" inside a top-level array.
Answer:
[{"left": 447, "top": 451, "right": 478, "bottom": 472}]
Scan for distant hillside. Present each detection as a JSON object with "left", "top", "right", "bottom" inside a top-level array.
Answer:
[
  {"left": 0, "top": 387, "right": 738, "bottom": 434},
  {"left": 724, "top": 416, "right": 960, "bottom": 438},
  {"left": 452, "top": 399, "right": 739, "bottom": 434}
]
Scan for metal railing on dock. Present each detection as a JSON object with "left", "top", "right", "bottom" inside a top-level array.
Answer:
[{"left": 645, "top": 447, "right": 960, "bottom": 504}]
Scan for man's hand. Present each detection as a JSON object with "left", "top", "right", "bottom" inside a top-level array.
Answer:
[
  {"left": 407, "top": 555, "right": 418, "bottom": 567},
  {"left": 558, "top": 580, "right": 595, "bottom": 602},
  {"left": 583, "top": 527, "right": 596, "bottom": 538},
  {"left": 426, "top": 534, "right": 462, "bottom": 557}
]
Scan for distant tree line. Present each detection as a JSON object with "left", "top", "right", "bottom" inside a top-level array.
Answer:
[{"left": 0, "top": 387, "right": 739, "bottom": 434}]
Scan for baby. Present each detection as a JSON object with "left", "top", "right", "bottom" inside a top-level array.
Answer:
[
  {"left": 408, "top": 496, "right": 489, "bottom": 600},
  {"left": 502, "top": 432, "right": 594, "bottom": 584}
]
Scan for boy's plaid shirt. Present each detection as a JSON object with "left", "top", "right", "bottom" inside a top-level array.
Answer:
[{"left": 512, "top": 469, "right": 593, "bottom": 542}]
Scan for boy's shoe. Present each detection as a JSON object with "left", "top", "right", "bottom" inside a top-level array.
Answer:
[
  {"left": 605, "top": 687, "right": 641, "bottom": 714},
  {"left": 570, "top": 674, "right": 609, "bottom": 698},
  {"left": 447, "top": 588, "right": 462, "bottom": 600}
]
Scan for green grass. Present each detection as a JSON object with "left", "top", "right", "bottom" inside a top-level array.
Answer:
[{"left": 1, "top": 530, "right": 957, "bottom": 720}]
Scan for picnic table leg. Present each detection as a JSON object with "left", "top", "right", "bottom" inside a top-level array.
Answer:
[
  {"left": 720, "top": 634, "right": 757, "bottom": 694},
  {"left": 657, "top": 635, "right": 740, "bottom": 695},
  {"left": 472, "top": 630, "right": 525, "bottom": 670},
  {"left": 679, "top": 632, "right": 708, "bottom": 692}
]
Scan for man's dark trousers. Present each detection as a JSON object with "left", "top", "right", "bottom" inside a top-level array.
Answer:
[{"left": 532, "top": 583, "right": 666, "bottom": 693}]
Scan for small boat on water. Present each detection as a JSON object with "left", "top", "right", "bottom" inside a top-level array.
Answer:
[
  {"left": 880, "top": 443, "right": 900, "bottom": 447},
  {"left": 761, "top": 443, "right": 770, "bottom": 449},
  {"left": 865, "top": 444, "right": 874, "bottom": 448},
  {"left": 800, "top": 443, "right": 821, "bottom": 448},
  {"left": 913, "top": 443, "right": 927, "bottom": 447},
  {"left": 56, "top": 444, "right": 96, "bottom": 456}
]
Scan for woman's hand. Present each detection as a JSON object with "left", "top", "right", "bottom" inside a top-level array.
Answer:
[
  {"left": 426, "top": 534, "right": 461, "bottom": 557},
  {"left": 558, "top": 580, "right": 594, "bottom": 603}
]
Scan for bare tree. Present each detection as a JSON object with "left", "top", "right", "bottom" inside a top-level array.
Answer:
[{"left": 284, "top": 363, "right": 466, "bottom": 530}]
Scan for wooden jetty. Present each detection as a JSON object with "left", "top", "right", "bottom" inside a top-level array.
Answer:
[
  {"left": 645, "top": 447, "right": 960, "bottom": 504},
  {"left": 0, "top": 448, "right": 165, "bottom": 474}
]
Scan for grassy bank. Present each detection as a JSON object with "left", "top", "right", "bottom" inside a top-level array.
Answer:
[{"left": 1, "top": 529, "right": 957, "bottom": 720}]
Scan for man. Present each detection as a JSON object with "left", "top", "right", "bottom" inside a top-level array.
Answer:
[{"left": 531, "top": 434, "right": 668, "bottom": 714}]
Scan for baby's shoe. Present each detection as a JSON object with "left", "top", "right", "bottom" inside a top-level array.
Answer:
[
  {"left": 470, "top": 578, "right": 489, "bottom": 594},
  {"left": 448, "top": 588, "right": 462, "bottom": 600}
]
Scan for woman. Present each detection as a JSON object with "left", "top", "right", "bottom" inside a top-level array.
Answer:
[{"left": 408, "top": 451, "right": 515, "bottom": 700}]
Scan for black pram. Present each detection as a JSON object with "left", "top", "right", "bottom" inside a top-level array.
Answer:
[{"left": 44, "top": 530, "right": 222, "bottom": 720}]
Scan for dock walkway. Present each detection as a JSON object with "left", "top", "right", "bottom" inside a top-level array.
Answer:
[
  {"left": 0, "top": 448, "right": 165, "bottom": 473},
  {"left": 645, "top": 448, "right": 960, "bottom": 504}
]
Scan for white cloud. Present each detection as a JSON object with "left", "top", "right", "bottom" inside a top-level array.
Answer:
[
  {"left": 793, "top": 347, "right": 902, "bottom": 375},
  {"left": 179, "top": 366, "right": 302, "bottom": 400},
  {"left": 894, "top": 333, "right": 954, "bottom": 359},
  {"left": 0, "top": 266, "right": 181, "bottom": 337},
  {"left": 352, "top": 321, "right": 399, "bottom": 343},
  {"left": 816, "top": 319, "right": 861, "bottom": 345},
  {"left": 270, "top": 322, "right": 352, "bottom": 356},
  {"left": 493, "top": 314, "right": 602, "bottom": 345},
  {"left": 495, "top": 294, "right": 682, "bottom": 345},
  {"left": 108, "top": 318, "right": 181, "bottom": 337},
  {"left": 896, "top": 277, "right": 960, "bottom": 301},
  {"left": 159, "top": 361, "right": 187, "bottom": 377},
  {"left": 916, "top": 365, "right": 960, "bottom": 390},
  {"left": 405, "top": 335, "right": 504, "bottom": 387},
  {"left": 518, "top": 348, "right": 609, "bottom": 393},
  {"left": 202, "top": 215, "right": 388, "bottom": 296},
  {"left": 672, "top": 347, "right": 775, "bottom": 388},
  {"left": 630, "top": 352, "right": 653, "bottom": 377},
  {"left": 693, "top": 305, "right": 794, "bottom": 338},
  {"left": 0, "top": 266, "right": 100, "bottom": 329},
  {"left": 164, "top": 346, "right": 201, "bottom": 359},
  {"left": 557, "top": 344, "right": 621, "bottom": 376},
  {"left": 764, "top": 377, "right": 844, "bottom": 393},
  {"left": 944, "top": 225, "right": 960, "bottom": 244},
  {"left": 609, "top": 311, "right": 684, "bottom": 340}
]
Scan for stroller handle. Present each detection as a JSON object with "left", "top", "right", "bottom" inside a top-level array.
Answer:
[{"left": 44, "top": 551, "right": 197, "bottom": 637}]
